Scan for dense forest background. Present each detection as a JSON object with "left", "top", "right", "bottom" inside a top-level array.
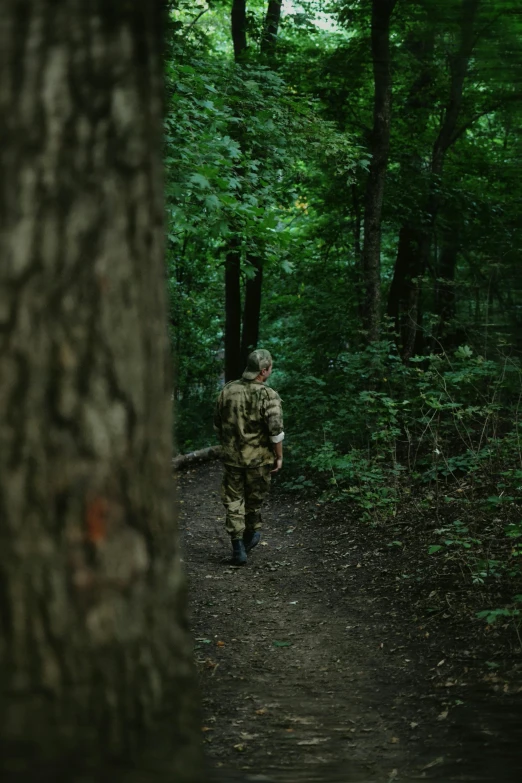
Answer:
[{"left": 168, "top": 0, "right": 522, "bottom": 616}]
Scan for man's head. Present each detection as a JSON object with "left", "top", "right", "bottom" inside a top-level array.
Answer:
[{"left": 242, "top": 349, "right": 273, "bottom": 381}]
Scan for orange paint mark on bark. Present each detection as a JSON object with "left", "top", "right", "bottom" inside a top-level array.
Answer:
[{"left": 86, "top": 497, "right": 109, "bottom": 543}]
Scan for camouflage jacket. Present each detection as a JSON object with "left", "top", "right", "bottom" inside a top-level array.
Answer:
[{"left": 214, "top": 379, "right": 284, "bottom": 468}]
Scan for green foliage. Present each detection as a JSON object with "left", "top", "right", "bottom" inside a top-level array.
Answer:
[{"left": 165, "top": 6, "right": 358, "bottom": 449}]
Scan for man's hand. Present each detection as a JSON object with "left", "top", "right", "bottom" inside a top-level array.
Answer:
[
  {"left": 271, "top": 441, "right": 283, "bottom": 473},
  {"left": 271, "top": 457, "right": 283, "bottom": 474}
]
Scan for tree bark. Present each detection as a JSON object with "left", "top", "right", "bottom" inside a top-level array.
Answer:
[
  {"left": 231, "top": 0, "right": 248, "bottom": 62},
  {"left": 0, "top": 2, "right": 202, "bottom": 778},
  {"left": 361, "top": 0, "right": 397, "bottom": 343},
  {"left": 261, "top": 1, "right": 283, "bottom": 60},
  {"left": 240, "top": 256, "right": 263, "bottom": 369},
  {"left": 225, "top": 240, "right": 242, "bottom": 381}
]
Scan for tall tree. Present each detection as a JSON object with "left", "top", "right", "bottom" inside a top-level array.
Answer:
[
  {"left": 388, "top": 0, "right": 481, "bottom": 358},
  {"left": 225, "top": 0, "right": 248, "bottom": 381},
  {"left": 361, "top": 0, "right": 398, "bottom": 342},
  {"left": 0, "top": 1, "right": 201, "bottom": 778},
  {"left": 225, "top": 1, "right": 286, "bottom": 380},
  {"left": 232, "top": 0, "right": 248, "bottom": 61},
  {"left": 261, "top": 1, "right": 283, "bottom": 60},
  {"left": 240, "top": 1, "right": 284, "bottom": 370}
]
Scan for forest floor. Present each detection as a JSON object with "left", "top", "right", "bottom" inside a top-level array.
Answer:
[{"left": 179, "top": 462, "right": 522, "bottom": 783}]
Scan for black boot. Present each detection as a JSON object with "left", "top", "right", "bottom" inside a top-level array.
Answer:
[
  {"left": 232, "top": 539, "right": 247, "bottom": 565},
  {"left": 243, "top": 530, "right": 261, "bottom": 552}
]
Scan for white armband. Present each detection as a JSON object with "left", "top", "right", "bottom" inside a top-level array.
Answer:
[{"left": 270, "top": 431, "right": 285, "bottom": 444}]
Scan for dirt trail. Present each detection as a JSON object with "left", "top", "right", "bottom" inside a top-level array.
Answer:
[{"left": 179, "top": 462, "right": 522, "bottom": 783}]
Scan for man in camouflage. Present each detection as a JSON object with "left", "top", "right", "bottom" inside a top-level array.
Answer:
[{"left": 214, "top": 349, "right": 284, "bottom": 565}]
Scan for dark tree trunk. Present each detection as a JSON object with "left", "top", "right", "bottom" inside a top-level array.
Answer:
[
  {"left": 224, "top": 2, "right": 248, "bottom": 383},
  {"left": 392, "top": 0, "right": 480, "bottom": 358},
  {"left": 261, "top": 1, "right": 282, "bottom": 60},
  {"left": 0, "top": 2, "right": 202, "bottom": 778},
  {"left": 231, "top": 0, "right": 247, "bottom": 62},
  {"left": 240, "top": 257, "right": 263, "bottom": 369},
  {"left": 225, "top": 241, "right": 242, "bottom": 381},
  {"left": 434, "top": 232, "right": 459, "bottom": 344},
  {"left": 352, "top": 184, "right": 362, "bottom": 264},
  {"left": 388, "top": 225, "right": 425, "bottom": 356},
  {"left": 361, "top": 0, "right": 397, "bottom": 343},
  {"left": 387, "top": 20, "right": 435, "bottom": 358}
]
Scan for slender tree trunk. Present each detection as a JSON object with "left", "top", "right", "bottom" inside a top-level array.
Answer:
[
  {"left": 434, "top": 231, "right": 460, "bottom": 345},
  {"left": 0, "top": 2, "right": 201, "bottom": 778},
  {"left": 352, "top": 184, "right": 362, "bottom": 264},
  {"left": 240, "top": 257, "right": 263, "bottom": 368},
  {"left": 225, "top": 0, "right": 248, "bottom": 381},
  {"left": 361, "top": 0, "right": 397, "bottom": 343},
  {"left": 387, "top": 19, "right": 435, "bottom": 356},
  {"left": 261, "top": 1, "right": 283, "bottom": 60},
  {"left": 225, "top": 240, "right": 242, "bottom": 381},
  {"left": 393, "top": 0, "right": 480, "bottom": 358},
  {"left": 388, "top": 225, "right": 424, "bottom": 351},
  {"left": 231, "top": 0, "right": 247, "bottom": 62}
]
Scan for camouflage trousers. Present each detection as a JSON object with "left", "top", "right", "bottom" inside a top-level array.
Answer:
[{"left": 221, "top": 463, "right": 272, "bottom": 540}]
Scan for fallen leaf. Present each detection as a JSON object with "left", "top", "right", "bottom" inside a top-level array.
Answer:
[
  {"left": 255, "top": 708, "right": 268, "bottom": 715},
  {"left": 421, "top": 756, "right": 444, "bottom": 771},
  {"left": 216, "top": 640, "right": 225, "bottom": 647},
  {"left": 297, "top": 737, "right": 328, "bottom": 746},
  {"left": 390, "top": 737, "right": 400, "bottom": 744},
  {"left": 273, "top": 640, "right": 292, "bottom": 647}
]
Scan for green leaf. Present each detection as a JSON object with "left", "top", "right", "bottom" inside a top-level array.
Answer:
[{"left": 190, "top": 173, "right": 211, "bottom": 189}]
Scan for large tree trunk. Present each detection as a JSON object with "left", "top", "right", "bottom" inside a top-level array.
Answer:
[
  {"left": 225, "top": 239, "right": 242, "bottom": 381},
  {"left": 240, "top": 256, "right": 263, "bottom": 369},
  {"left": 231, "top": 0, "right": 247, "bottom": 62},
  {"left": 387, "top": 18, "right": 436, "bottom": 357},
  {"left": 225, "top": 1, "right": 248, "bottom": 382},
  {"left": 361, "top": 0, "right": 397, "bottom": 343},
  {"left": 261, "top": 1, "right": 283, "bottom": 60},
  {"left": 388, "top": 224, "right": 426, "bottom": 357},
  {"left": 0, "top": 2, "right": 202, "bottom": 778}
]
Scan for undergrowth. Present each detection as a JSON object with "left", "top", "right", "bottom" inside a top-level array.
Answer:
[{"left": 275, "top": 341, "right": 522, "bottom": 631}]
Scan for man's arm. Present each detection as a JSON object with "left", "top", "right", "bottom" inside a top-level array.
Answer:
[
  {"left": 265, "top": 390, "right": 284, "bottom": 473},
  {"left": 271, "top": 439, "right": 283, "bottom": 473}
]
